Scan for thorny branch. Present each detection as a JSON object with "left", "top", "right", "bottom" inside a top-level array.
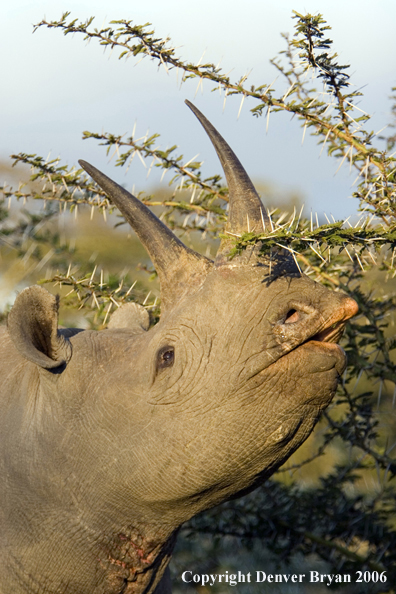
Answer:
[{"left": 34, "top": 12, "right": 396, "bottom": 221}]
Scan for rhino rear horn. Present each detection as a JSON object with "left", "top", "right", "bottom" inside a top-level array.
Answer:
[
  {"left": 79, "top": 161, "right": 212, "bottom": 313},
  {"left": 185, "top": 100, "right": 270, "bottom": 257}
]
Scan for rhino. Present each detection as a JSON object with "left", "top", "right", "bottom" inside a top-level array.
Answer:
[{"left": 0, "top": 101, "right": 357, "bottom": 594}]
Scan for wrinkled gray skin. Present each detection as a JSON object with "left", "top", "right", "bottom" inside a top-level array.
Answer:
[{"left": 0, "top": 102, "right": 358, "bottom": 594}]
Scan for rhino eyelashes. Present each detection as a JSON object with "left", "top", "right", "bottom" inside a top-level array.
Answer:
[{"left": 156, "top": 346, "right": 175, "bottom": 372}]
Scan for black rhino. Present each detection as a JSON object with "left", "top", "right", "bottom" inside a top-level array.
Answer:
[{"left": 0, "top": 101, "right": 357, "bottom": 594}]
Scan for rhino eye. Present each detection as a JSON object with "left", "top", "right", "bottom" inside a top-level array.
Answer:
[
  {"left": 284, "top": 309, "right": 299, "bottom": 324},
  {"left": 156, "top": 346, "right": 175, "bottom": 371}
]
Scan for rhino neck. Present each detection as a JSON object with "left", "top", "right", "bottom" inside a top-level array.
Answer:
[
  {"left": 96, "top": 524, "right": 178, "bottom": 594},
  {"left": 1, "top": 509, "right": 177, "bottom": 594}
]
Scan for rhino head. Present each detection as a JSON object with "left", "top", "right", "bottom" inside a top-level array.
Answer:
[{"left": 0, "top": 102, "right": 357, "bottom": 594}]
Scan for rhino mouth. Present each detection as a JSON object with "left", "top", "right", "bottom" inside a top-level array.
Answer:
[
  {"left": 293, "top": 297, "right": 357, "bottom": 378},
  {"left": 310, "top": 319, "right": 346, "bottom": 344},
  {"left": 309, "top": 295, "right": 358, "bottom": 347},
  {"left": 306, "top": 323, "right": 347, "bottom": 377},
  {"left": 273, "top": 297, "right": 358, "bottom": 379}
]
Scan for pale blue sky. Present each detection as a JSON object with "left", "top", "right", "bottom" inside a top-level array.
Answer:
[{"left": 2, "top": 0, "right": 396, "bottom": 218}]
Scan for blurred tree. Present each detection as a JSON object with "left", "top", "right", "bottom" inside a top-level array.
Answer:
[{"left": 1, "top": 11, "right": 395, "bottom": 593}]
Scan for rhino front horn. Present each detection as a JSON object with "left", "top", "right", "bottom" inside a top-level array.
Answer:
[
  {"left": 185, "top": 100, "right": 270, "bottom": 255},
  {"left": 78, "top": 160, "right": 212, "bottom": 313}
]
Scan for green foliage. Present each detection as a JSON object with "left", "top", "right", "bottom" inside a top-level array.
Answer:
[
  {"left": 2, "top": 10, "right": 396, "bottom": 592},
  {"left": 291, "top": 11, "right": 351, "bottom": 92}
]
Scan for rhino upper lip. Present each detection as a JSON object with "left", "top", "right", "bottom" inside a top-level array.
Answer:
[
  {"left": 305, "top": 296, "right": 358, "bottom": 347},
  {"left": 310, "top": 320, "right": 346, "bottom": 344}
]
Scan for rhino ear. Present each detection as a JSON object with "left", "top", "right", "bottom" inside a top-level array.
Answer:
[
  {"left": 107, "top": 302, "right": 149, "bottom": 332},
  {"left": 7, "top": 286, "right": 72, "bottom": 369}
]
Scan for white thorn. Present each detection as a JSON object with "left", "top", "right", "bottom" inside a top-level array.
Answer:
[
  {"left": 126, "top": 280, "right": 138, "bottom": 296},
  {"left": 223, "top": 89, "right": 228, "bottom": 113},
  {"left": 268, "top": 209, "right": 274, "bottom": 232},
  {"left": 260, "top": 206, "right": 266, "bottom": 232},
  {"left": 334, "top": 146, "right": 352, "bottom": 176},
  {"left": 282, "top": 82, "right": 295, "bottom": 102},
  {"left": 266, "top": 106, "right": 271, "bottom": 134},
  {"left": 184, "top": 153, "right": 199, "bottom": 168},
  {"left": 355, "top": 251, "right": 364, "bottom": 271},
  {"left": 301, "top": 121, "right": 307, "bottom": 145},
  {"left": 196, "top": 48, "right": 206, "bottom": 67},
  {"left": 296, "top": 204, "right": 304, "bottom": 228},
  {"left": 137, "top": 150, "right": 147, "bottom": 169},
  {"left": 308, "top": 244, "right": 326, "bottom": 262},
  {"left": 344, "top": 247, "right": 354, "bottom": 263},
  {"left": 90, "top": 266, "right": 97, "bottom": 282},
  {"left": 320, "top": 128, "right": 332, "bottom": 157},
  {"left": 237, "top": 95, "right": 245, "bottom": 120},
  {"left": 103, "top": 301, "right": 113, "bottom": 326}
]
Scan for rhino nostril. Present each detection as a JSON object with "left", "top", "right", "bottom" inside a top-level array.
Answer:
[{"left": 284, "top": 309, "right": 299, "bottom": 324}]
